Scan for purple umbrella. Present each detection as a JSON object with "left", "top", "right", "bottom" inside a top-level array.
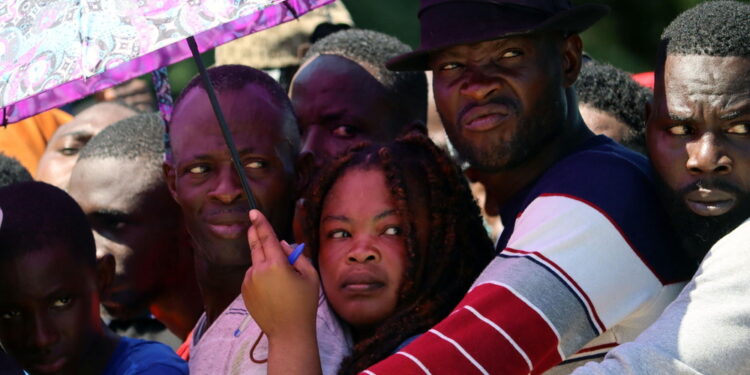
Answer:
[{"left": 1, "top": 0, "right": 335, "bottom": 207}]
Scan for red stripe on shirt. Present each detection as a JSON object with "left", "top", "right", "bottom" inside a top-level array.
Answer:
[
  {"left": 458, "top": 283, "right": 564, "bottom": 373},
  {"left": 503, "top": 247, "right": 606, "bottom": 333},
  {"left": 363, "top": 352, "right": 432, "bottom": 375},
  {"left": 365, "top": 283, "right": 565, "bottom": 375}
]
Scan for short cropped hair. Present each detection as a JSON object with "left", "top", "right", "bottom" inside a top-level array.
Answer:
[
  {"left": 661, "top": 0, "right": 750, "bottom": 58},
  {"left": 174, "top": 64, "right": 294, "bottom": 118},
  {"left": 0, "top": 182, "right": 96, "bottom": 266},
  {"left": 302, "top": 29, "right": 428, "bottom": 123},
  {"left": 170, "top": 65, "right": 300, "bottom": 159},
  {"left": 575, "top": 61, "right": 652, "bottom": 152},
  {"left": 0, "top": 153, "right": 32, "bottom": 188},
  {"left": 78, "top": 112, "right": 164, "bottom": 167}
]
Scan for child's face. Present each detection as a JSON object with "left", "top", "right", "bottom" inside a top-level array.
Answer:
[
  {"left": 0, "top": 246, "right": 102, "bottom": 375},
  {"left": 318, "top": 168, "right": 407, "bottom": 336}
]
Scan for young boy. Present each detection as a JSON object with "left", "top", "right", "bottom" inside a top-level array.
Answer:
[{"left": 0, "top": 181, "right": 188, "bottom": 375}]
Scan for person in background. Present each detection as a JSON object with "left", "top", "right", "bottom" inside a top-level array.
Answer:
[
  {"left": 573, "top": 2, "right": 750, "bottom": 372},
  {"left": 0, "top": 181, "right": 188, "bottom": 374},
  {"left": 0, "top": 109, "right": 72, "bottom": 175},
  {"left": 36, "top": 102, "right": 136, "bottom": 189},
  {"left": 68, "top": 113, "right": 202, "bottom": 345},
  {"left": 164, "top": 65, "right": 347, "bottom": 373},
  {"left": 574, "top": 60, "right": 653, "bottom": 154},
  {"left": 0, "top": 153, "right": 32, "bottom": 188}
]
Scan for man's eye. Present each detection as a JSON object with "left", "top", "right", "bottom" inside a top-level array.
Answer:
[
  {"left": 438, "top": 62, "right": 461, "bottom": 71},
  {"left": 667, "top": 125, "right": 692, "bottom": 136},
  {"left": 245, "top": 160, "right": 267, "bottom": 169},
  {"left": 51, "top": 297, "right": 72, "bottom": 309},
  {"left": 59, "top": 147, "right": 79, "bottom": 156},
  {"left": 188, "top": 165, "right": 209, "bottom": 174},
  {"left": 0, "top": 310, "right": 21, "bottom": 320},
  {"left": 501, "top": 49, "right": 522, "bottom": 58},
  {"left": 329, "top": 230, "right": 351, "bottom": 239},
  {"left": 332, "top": 125, "right": 356, "bottom": 138},
  {"left": 727, "top": 123, "right": 749, "bottom": 135},
  {"left": 383, "top": 226, "right": 402, "bottom": 236}
]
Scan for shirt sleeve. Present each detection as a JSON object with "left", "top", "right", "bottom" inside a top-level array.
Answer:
[
  {"left": 363, "top": 194, "right": 673, "bottom": 375},
  {"left": 571, "top": 219, "right": 750, "bottom": 375}
]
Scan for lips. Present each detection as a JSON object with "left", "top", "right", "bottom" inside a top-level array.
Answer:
[
  {"left": 459, "top": 102, "right": 515, "bottom": 132},
  {"left": 27, "top": 356, "right": 67, "bottom": 374},
  {"left": 205, "top": 209, "right": 250, "bottom": 239},
  {"left": 683, "top": 188, "right": 737, "bottom": 217},
  {"left": 340, "top": 272, "right": 386, "bottom": 294}
]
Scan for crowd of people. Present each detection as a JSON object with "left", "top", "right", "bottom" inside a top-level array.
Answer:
[{"left": 0, "top": 0, "right": 748, "bottom": 374}]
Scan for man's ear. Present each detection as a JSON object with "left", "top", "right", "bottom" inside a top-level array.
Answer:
[
  {"left": 163, "top": 161, "right": 179, "bottom": 203},
  {"left": 95, "top": 254, "right": 115, "bottom": 298},
  {"left": 560, "top": 34, "right": 583, "bottom": 88}
]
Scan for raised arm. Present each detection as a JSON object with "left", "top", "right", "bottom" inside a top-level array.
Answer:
[{"left": 242, "top": 209, "right": 322, "bottom": 375}]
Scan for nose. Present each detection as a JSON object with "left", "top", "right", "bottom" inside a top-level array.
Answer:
[
  {"left": 347, "top": 238, "right": 381, "bottom": 264},
  {"left": 459, "top": 65, "right": 501, "bottom": 101},
  {"left": 208, "top": 164, "right": 244, "bottom": 204},
  {"left": 300, "top": 126, "right": 329, "bottom": 163},
  {"left": 29, "top": 312, "right": 59, "bottom": 352},
  {"left": 686, "top": 132, "right": 733, "bottom": 176}
]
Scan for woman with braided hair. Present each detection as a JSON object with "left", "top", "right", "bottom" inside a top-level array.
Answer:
[{"left": 242, "top": 132, "right": 495, "bottom": 375}]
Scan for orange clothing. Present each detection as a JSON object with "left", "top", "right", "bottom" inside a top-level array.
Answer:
[
  {"left": 0, "top": 109, "right": 72, "bottom": 175},
  {"left": 176, "top": 330, "right": 193, "bottom": 361}
]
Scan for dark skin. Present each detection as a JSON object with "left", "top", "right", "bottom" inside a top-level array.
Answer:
[
  {"left": 647, "top": 54, "right": 750, "bottom": 261},
  {"left": 289, "top": 54, "right": 425, "bottom": 240},
  {"left": 69, "top": 157, "right": 202, "bottom": 339},
  {"left": 165, "top": 84, "right": 297, "bottom": 326},
  {"left": 430, "top": 33, "right": 592, "bottom": 214},
  {"left": 0, "top": 247, "right": 119, "bottom": 375},
  {"left": 36, "top": 103, "right": 135, "bottom": 190}
]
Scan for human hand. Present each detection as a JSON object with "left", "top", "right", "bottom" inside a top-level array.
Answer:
[{"left": 242, "top": 209, "right": 320, "bottom": 341}]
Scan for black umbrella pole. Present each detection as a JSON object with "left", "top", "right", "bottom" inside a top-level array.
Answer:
[{"left": 186, "top": 36, "right": 258, "bottom": 210}]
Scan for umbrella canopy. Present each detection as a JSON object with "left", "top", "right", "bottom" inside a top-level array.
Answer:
[{"left": 0, "top": 0, "right": 335, "bottom": 125}]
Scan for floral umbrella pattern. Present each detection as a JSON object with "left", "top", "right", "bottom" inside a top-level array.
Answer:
[{"left": 0, "top": 0, "right": 334, "bottom": 124}]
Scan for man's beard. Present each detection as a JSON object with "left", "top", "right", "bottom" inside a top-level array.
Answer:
[
  {"left": 442, "top": 88, "right": 566, "bottom": 173},
  {"left": 657, "top": 178, "right": 750, "bottom": 263}
]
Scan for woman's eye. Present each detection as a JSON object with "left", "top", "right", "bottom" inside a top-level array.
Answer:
[
  {"left": 51, "top": 297, "right": 72, "bottom": 309},
  {"left": 727, "top": 123, "right": 749, "bottom": 135},
  {"left": 383, "top": 226, "right": 402, "bottom": 236},
  {"left": 245, "top": 160, "right": 267, "bottom": 169},
  {"left": 332, "top": 125, "right": 355, "bottom": 138},
  {"left": 0, "top": 310, "right": 21, "bottom": 320},
  {"left": 667, "top": 125, "right": 692, "bottom": 136},
  {"left": 329, "top": 230, "right": 351, "bottom": 239}
]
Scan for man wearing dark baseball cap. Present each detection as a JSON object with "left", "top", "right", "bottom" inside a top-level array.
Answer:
[{"left": 363, "top": 1, "right": 695, "bottom": 374}]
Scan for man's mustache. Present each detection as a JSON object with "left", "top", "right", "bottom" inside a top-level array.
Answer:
[{"left": 675, "top": 178, "right": 745, "bottom": 197}]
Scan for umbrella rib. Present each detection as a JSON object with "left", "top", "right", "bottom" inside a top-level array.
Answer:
[{"left": 185, "top": 36, "right": 258, "bottom": 211}]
